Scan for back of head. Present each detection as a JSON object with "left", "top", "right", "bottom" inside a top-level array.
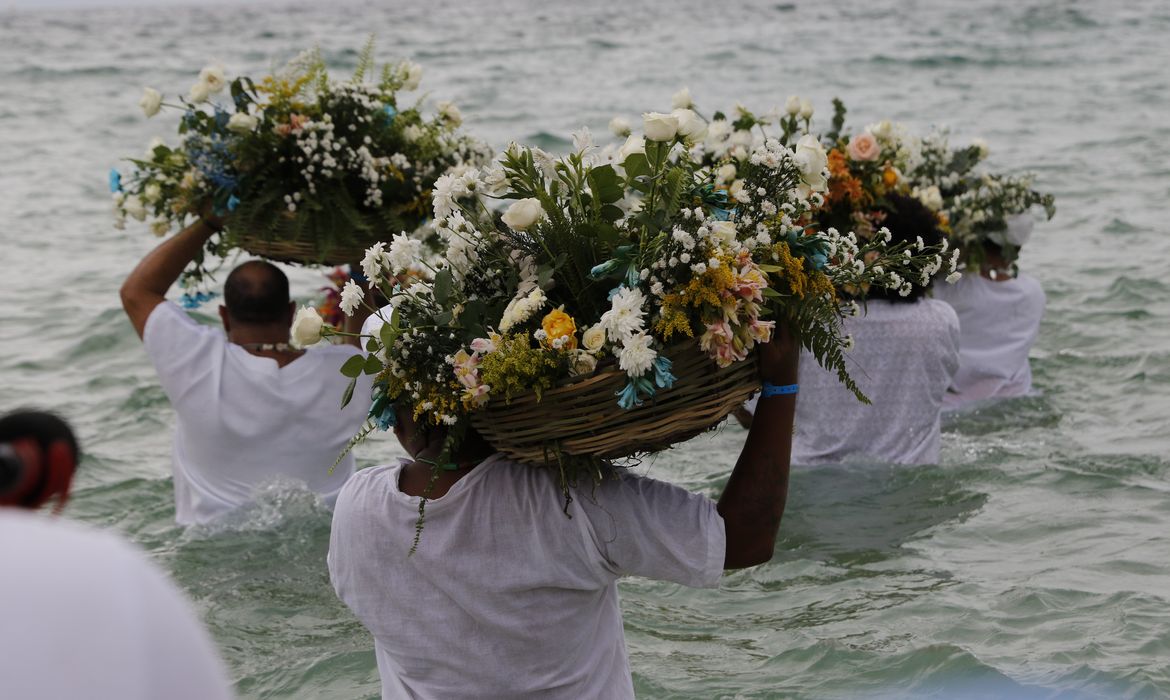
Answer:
[
  {"left": 869, "top": 194, "right": 945, "bottom": 303},
  {"left": 0, "top": 410, "right": 79, "bottom": 511},
  {"left": 224, "top": 260, "right": 291, "bottom": 325}
]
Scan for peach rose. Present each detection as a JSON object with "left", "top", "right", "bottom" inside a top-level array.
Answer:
[{"left": 847, "top": 132, "right": 880, "bottom": 162}]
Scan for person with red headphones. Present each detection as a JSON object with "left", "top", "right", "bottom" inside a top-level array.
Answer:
[{"left": 0, "top": 410, "right": 235, "bottom": 699}]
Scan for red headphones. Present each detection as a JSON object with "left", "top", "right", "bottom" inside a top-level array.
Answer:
[{"left": 0, "top": 438, "right": 76, "bottom": 513}]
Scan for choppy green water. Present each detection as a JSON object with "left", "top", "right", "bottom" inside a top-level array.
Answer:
[{"left": 2, "top": 0, "right": 1169, "bottom": 697}]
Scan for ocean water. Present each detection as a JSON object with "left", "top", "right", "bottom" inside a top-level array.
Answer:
[{"left": 2, "top": 0, "right": 1169, "bottom": 697}]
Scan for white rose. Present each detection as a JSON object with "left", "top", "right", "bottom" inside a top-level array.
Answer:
[
  {"left": 671, "top": 87, "right": 693, "bottom": 109},
  {"left": 870, "top": 120, "right": 894, "bottom": 141},
  {"left": 150, "top": 218, "right": 169, "bottom": 237},
  {"left": 642, "top": 112, "right": 679, "bottom": 142},
  {"left": 972, "top": 137, "right": 990, "bottom": 159},
  {"left": 139, "top": 87, "right": 162, "bottom": 117},
  {"left": 784, "top": 95, "right": 802, "bottom": 116},
  {"left": 716, "top": 163, "right": 737, "bottom": 184},
  {"left": 401, "top": 61, "right": 423, "bottom": 90},
  {"left": 609, "top": 116, "right": 631, "bottom": 138},
  {"left": 617, "top": 133, "right": 645, "bottom": 163},
  {"left": 198, "top": 64, "right": 227, "bottom": 94},
  {"left": 582, "top": 324, "right": 606, "bottom": 352},
  {"left": 142, "top": 183, "right": 162, "bottom": 204},
  {"left": 145, "top": 137, "right": 165, "bottom": 158},
  {"left": 227, "top": 113, "right": 258, "bottom": 133},
  {"left": 290, "top": 306, "right": 325, "bottom": 347},
  {"left": 799, "top": 98, "right": 814, "bottom": 120},
  {"left": 914, "top": 185, "right": 944, "bottom": 212},
  {"left": 793, "top": 134, "right": 828, "bottom": 191},
  {"left": 671, "top": 108, "right": 707, "bottom": 142},
  {"left": 437, "top": 101, "right": 462, "bottom": 127},
  {"left": 729, "top": 179, "right": 749, "bottom": 203},
  {"left": 710, "top": 220, "right": 738, "bottom": 247},
  {"left": 187, "top": 79, "right": 211, "bottom": 104},
  {"left": 569, "top": 350, "right": 598, "bottom": 377},
  {"left": 403, "top": 124, "right": 423, "bottom": 142},
  {"left": 501, "top": 198, "right": 545, "bottom": 231},
  {"left": 123, "top": 195, "right": 147, "bottom": 221}
]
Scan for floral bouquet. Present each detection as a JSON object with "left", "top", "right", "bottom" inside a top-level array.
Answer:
[
  {"left": 309, "top": 110, "right": 958, "bottom": 494},
  {"left": 110, "top": 40, "right": 491, "bottom": 292},
  {"left": 945, "top": 172, "right": 1056, "bottom": 267}
]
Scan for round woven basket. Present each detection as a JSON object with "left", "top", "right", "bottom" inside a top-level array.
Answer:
[
  {"left": 234, "top": 234, "right": 376, "bottom": 266},
  {"left": 228, "top": 207, "right": 425, "bottom": 266},
  {"left": 470, "top": 343, "right": 759, "bottom": 463}
]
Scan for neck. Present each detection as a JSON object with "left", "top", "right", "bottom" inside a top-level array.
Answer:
[
  {"left": 979, "top": 250, "right": 1016, "bottom": 282},
  {"left": 227, "top": 323, "right": 292, "bottom": 346}
]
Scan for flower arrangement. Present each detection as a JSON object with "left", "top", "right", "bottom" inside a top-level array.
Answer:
[
  {"left": 310, "top": 110, "right": 958, "bottom": 491},
  {"left": 945, "top": 172, "right": 1056, "bottom": 265},
  {"left": 110, "top": 40, "right": 491, "bottom": 292}
]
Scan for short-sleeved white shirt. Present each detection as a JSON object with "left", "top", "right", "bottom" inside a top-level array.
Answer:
[
  {"left": 143, "top": 301, "right": 373, "bottom": 525},
  {"left": 932, "top": 273, "right": 1045, "bottom": 410},
  {"left": 0, "top": 511, "right": 234, "bottom": 700},
  {"left": 328, "top": 454, "right": 726, "bottom": 699},
  {"left": 773, "top": 298, "right": 960, "bottom": 465}
]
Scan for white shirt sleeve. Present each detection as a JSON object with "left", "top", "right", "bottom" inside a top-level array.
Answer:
[
  {"left": 142, "top": 301, "right": 224, "bottom": 404},
  {"left": 576, "top": 472, "right": 726, "bottom": 588}
]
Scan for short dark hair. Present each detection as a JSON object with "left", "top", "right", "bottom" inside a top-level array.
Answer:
[
  {"left": 869, "top": 194, "right": 945, "bottom": 303},
  {"left": 223, "top": 261, "right": 290, "bottom": 324}
]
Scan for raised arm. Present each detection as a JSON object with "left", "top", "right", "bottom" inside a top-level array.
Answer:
[
  {"left": 717, "top": 325, "right": 800, "bottom": 569},
  {"left": 119, "top": 218, "right": 219, "bottom": 339}
]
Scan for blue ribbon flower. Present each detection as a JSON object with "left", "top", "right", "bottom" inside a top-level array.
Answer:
[
  {"left": 368, "top": 388, "right": 397, "bottom": 430},
  {"left": 384, "top": 104, "right": 397, "bottom": 123},
  {"left": 652, "top": 356, "right": 676, "bottom": 390},
  {"left": 179, "top": 291, "right": 216, "bottom": 309},
  {"left": 227, "top": 194, "right": 240, "bottom": 212},
  {"left": 711, "top": 206, "right": 736, "bottom": 221},
  {"left": 616, "top": 381, "right": 642, "bottom": 410},
  {"left": 108, "top": 169, "right": 122, "bottom": 193}
]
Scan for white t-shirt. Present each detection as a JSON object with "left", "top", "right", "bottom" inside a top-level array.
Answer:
[
  {"left": 932, "top": 273, "right": 1045, "bottom": 410},
  {"left": 143, "top": 301, "right": 373, "bottom": 525},
  {"left": 328, "top": 454, "right": 726, "bottom": 700},
  {"left": 0, "top": 511, "right": 234, "bottom": 699},
  {"left": 770, "top": 298, "right": 959, "bottom": 465}
]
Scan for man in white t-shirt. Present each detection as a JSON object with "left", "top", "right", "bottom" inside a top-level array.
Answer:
[
  {"left": 120, "top": 217, "right": 374, "bottom": 525},
  {"left": 741, "top": 194, "right": 960, "bottom": 465},
  {"left": 933, "top": 214, "right": 1046, "bottom": 410},
  {"left": 328, "top": 329, "right": 802, "bottom": 699}
]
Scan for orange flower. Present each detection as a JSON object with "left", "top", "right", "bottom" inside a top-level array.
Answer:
[{"left": 882, "top": 166, "right": 899, "bottom": 188}]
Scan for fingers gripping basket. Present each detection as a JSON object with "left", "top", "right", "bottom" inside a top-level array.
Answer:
[{"left": 471, "top": 344, "right": 760, "bottom": 463}]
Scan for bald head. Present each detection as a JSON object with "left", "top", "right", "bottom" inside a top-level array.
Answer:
[{"left": 223, "top": 261, "right": 291, "bottom": 325}]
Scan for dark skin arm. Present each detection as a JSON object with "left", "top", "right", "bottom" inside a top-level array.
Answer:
[
  {"left": 717, "top": 325, "right": 800, "bottom": 569},
  {"left": 120, "top": 218, "right": 219, "bottom": 339}
]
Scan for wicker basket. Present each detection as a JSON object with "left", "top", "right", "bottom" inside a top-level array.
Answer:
[
  {"left": 229, "top": 207, "right": 424, "bottom": 266},
  {"left": 470, "top": 343, "right": 759, "bottom": 463},
  {"left": 233, "top": 234, "right": 376, "bottom": 266}
]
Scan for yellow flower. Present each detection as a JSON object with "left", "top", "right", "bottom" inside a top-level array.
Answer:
[
  {"left": 541, "top": 307, "right": 577, "bottom": 350},
  {"left": 882, "top": 166, "right": 899, "bottom": 188}
]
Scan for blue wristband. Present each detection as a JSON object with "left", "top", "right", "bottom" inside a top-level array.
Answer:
[{"left": 760, "top": 382, "right": 799, "bottom": 398}]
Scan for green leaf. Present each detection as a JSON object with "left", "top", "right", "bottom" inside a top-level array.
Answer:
[
  {"left": 758, "top": 264, "right": 783, "bottom": 273},
  {"left": 432, "top": 268, "right": 453, "bottom": 306},
  {"left": 762, "top": 287, "right": 782, "bottom": 298},
  {"left": 340, "top": 354, "right": 367, "bottom": 378},
  {"left": 587, "top": 164, "right": 624, "bottom": 204},
  {"left": 379, "top": 319, "right": 398, "bottom": 349},
  {"left": 600, "top": 204, "right": 624, "bottom": 223},
  {"left": 340, "top": 376, "right": 358, "bottom": 409},
  {"left": 365, "top": 336, "right": 379, "bottom": 352},
  {"left": 363, "top": 353, "right": 383, "bottom": 375},
  {"left": 622, "top": 153, "right": 651, "bottom": 183}
]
